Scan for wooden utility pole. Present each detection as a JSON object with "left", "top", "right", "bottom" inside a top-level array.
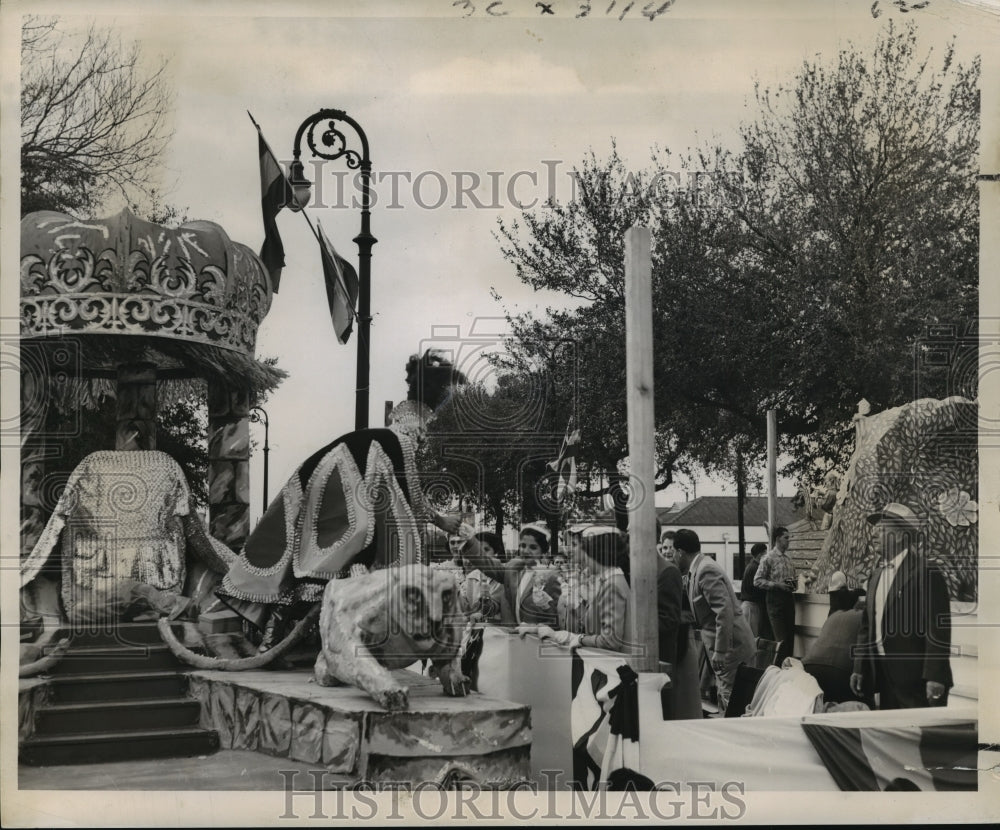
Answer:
[
  {"left": 736, "top": 446, "right": 747, "bottom": 578},
  {"left": 766, "top": 409, "right": 777, "bottom": 543},
  {"left": 980, "top": 38, "right": 1000, "bottom": 655},
  {"left": 624, "top": 226, "right": 659, "bottom": 673}
]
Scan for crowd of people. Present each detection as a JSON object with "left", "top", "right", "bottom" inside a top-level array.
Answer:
[
  {"left": 214, "top": 412, "right": 953, "bottom": 720},
  {"left": 205, "top": 349, "right": 956, "bottom": 721},
  {"left": 432, "top": 500, "right": 954, "bottom": 719},
  {"left": 434, "top": 520, "right": 750, "bottom": 717}
]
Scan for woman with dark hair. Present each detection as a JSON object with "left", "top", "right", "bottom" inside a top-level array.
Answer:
[
  {"left": 474, "top": 531, "right": 506, "bottom": 562},
  {"left": 575, "top": 531, "right": 631, "bottom": 651},
  {"left": 512, "top": 526, "right": 562, "bottom": 624},
  {"left": 462, "top": 533, "right": 505, "bottom": 623},
  {"left": 740, "top": 542, "right": 771, "bottom": 639},
  {"left": 518, "top": 526, "right": 548, "bottom": 558},
  {"left": 517, "top": 529, "right": 632, "bottom": 653},
  {"left": 458, "top": 525, "right": 561, "bottom": 627},
  {"left": 455, "top": 532, "right": 505, "bottom": 691}
]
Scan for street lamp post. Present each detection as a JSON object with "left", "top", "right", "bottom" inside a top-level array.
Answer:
[
  {"left": 288, "top": 109, "right": 375, "bottom": 431},
  {"left": 250, "top": 406, "right": 270, "bottom": 513}
]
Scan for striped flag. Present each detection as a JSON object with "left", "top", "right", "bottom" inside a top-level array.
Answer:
[
  {"left": 257, "top": 130, "right": 294, "bottom": 290},
  {"left": 802, "top": 718, "right": 977, "bottom": 791},
  {"left": 317, "top": 221, "right": 359, "bottom": 344}
]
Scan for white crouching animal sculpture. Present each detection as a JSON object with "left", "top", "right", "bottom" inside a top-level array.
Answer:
[{"left": 314, "top": 564, "right": 469, "bottom": 711}]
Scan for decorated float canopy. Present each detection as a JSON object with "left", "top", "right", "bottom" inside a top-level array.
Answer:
[
  {"left": 807, "top": 396, "right": 978, "bottom": 602},
  {"left": 20, "top": 208, "right": 286, "bottom": 555},
  {"left": 20, "top": 208, "right": 285, "bottom": 394}
]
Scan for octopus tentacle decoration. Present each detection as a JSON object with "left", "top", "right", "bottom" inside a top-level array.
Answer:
[
  {"left": 19, "top": 636, "right": 71, "bottom": 678},
  {"left": 156, "top": 604, "right": 321, "bottom": 671}
]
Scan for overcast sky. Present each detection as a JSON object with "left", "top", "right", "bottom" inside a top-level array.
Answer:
[{"left": 9, "top": 0, "right": 998, "bottom": 520}]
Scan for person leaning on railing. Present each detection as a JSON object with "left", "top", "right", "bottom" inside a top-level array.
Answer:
[
  {"left": 512, "top": 529, "right": 632, "bottom": 653},
  {"left": 556, "top": 529, "right": 591, "bottom": 633},
  {"left": 457, "top": 524, "right": 560, "bottom": 628}
]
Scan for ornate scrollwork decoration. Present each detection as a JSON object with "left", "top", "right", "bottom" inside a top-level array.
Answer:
[
  {"left": 21, "top": 246, "right": 117, "bottom": 296},
  {"left": 21, "top": 254, "right": 47, "bottom": 295},
  {"left": 21, "top": 294, "right": 259, "bottom": 354},
  {"left": 198, "top": 265, "right": 228, "bottom": 307},
  {"left": 305, "top": 117, "right": 362, "bottom": 169},
  {"left": 21, "top": 208, "right": 274, "bottom": 360}
]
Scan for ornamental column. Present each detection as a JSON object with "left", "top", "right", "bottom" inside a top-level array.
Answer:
[
  {"left": 208, "top": 386, "right": 251, "bottom": 551},
  {"left": 20, "top": 358, "right": 48, "bottom": 557}
]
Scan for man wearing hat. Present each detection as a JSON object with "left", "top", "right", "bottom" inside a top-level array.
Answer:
[{"left": 849, "top": 503, "right": 953, "bottom": 709}]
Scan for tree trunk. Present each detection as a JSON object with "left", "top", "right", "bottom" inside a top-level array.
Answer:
[
  {"left": 736, "top": 447, "right": 747, "bottom": 578},
  {"left": 547, "top": 508, "right": 561, "bottom": 558},
  {"left": 608, "top": 470, "right": 630, "bottom": 532},
  {"left": 491, "top": 495, "right": 505, "bottom": 538},
  {"left": 520, "top": 467, "right": 536, "bottom": 525}
]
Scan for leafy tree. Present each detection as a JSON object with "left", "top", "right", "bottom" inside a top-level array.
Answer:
[
  {"left": 21, "top": 16, "right": 173, "bottom": 216},
  {"left": 421, "top": 379, "right": 539, "bottom": 537},
  {"left": 702, "top": 20, "right": 979, "bottom": 475},
  {"left": 420, "top": 357, "right": 647, "bottom": 547},
  {"left": 156, "top": 396, "right": 209, "bottom": 505},
  {"left": 495, "top": 148, "right": 729, "bottom": 528},
  {"left": 493, "top": 22, "right": 978, "bottom": 517}
]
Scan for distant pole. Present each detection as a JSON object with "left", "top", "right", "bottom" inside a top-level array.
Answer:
[
  {"left": 736, "top": 447, "right": 747, "bottom": 577},
  {"left": 766, "top": 409, "right": 777, "bottom": 541},
  {"left": 624, "top": 226, "right": 659, "bottom": 673},
  {"left": 250, "top": 406, "right": 270, "bottom": 513}
]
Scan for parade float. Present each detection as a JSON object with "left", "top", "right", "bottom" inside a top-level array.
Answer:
[
  {"left": 631, "top": 394, "right": 979, "bottom": 791},
  {"left": 17, "top": 209, "right": 531, "bottom": 785},
  {"left": 806, "top": 396, "right": 978, "bottom": 601}
]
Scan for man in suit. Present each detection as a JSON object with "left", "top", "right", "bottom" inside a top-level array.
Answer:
[
  {"left": 673, "top": 528, "right": 755, "bottom": 713},
  {"left": 850, "top": 503, "right": 953, "bottom": 709}
]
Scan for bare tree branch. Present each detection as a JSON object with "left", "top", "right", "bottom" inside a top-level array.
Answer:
[{"left": 20, "top": 17, "right": 175, "bottom": 217}]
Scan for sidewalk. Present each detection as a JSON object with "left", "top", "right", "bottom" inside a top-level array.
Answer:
[{"left": 18, "top": 750, "right": 350, "bottom": 791}]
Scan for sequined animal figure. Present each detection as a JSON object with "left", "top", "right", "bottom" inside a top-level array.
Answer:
[{"left": 314, "top": 564, "right": 469, "bottom": 711}]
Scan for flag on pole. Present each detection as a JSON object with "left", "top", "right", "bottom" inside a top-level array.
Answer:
[
  {"left": 548, "top": 421, "right": 581, "bottom": 505},
  {"left": 317, "top": 221, "right": 359, "bottom": 344},
  {"left": 257, "top": 130, "right": 294, "bottom": 290}
]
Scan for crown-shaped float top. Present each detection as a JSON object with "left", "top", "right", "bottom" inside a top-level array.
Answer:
[{"left": 20, "top": 209, "right": 274, "bottom": 359}]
